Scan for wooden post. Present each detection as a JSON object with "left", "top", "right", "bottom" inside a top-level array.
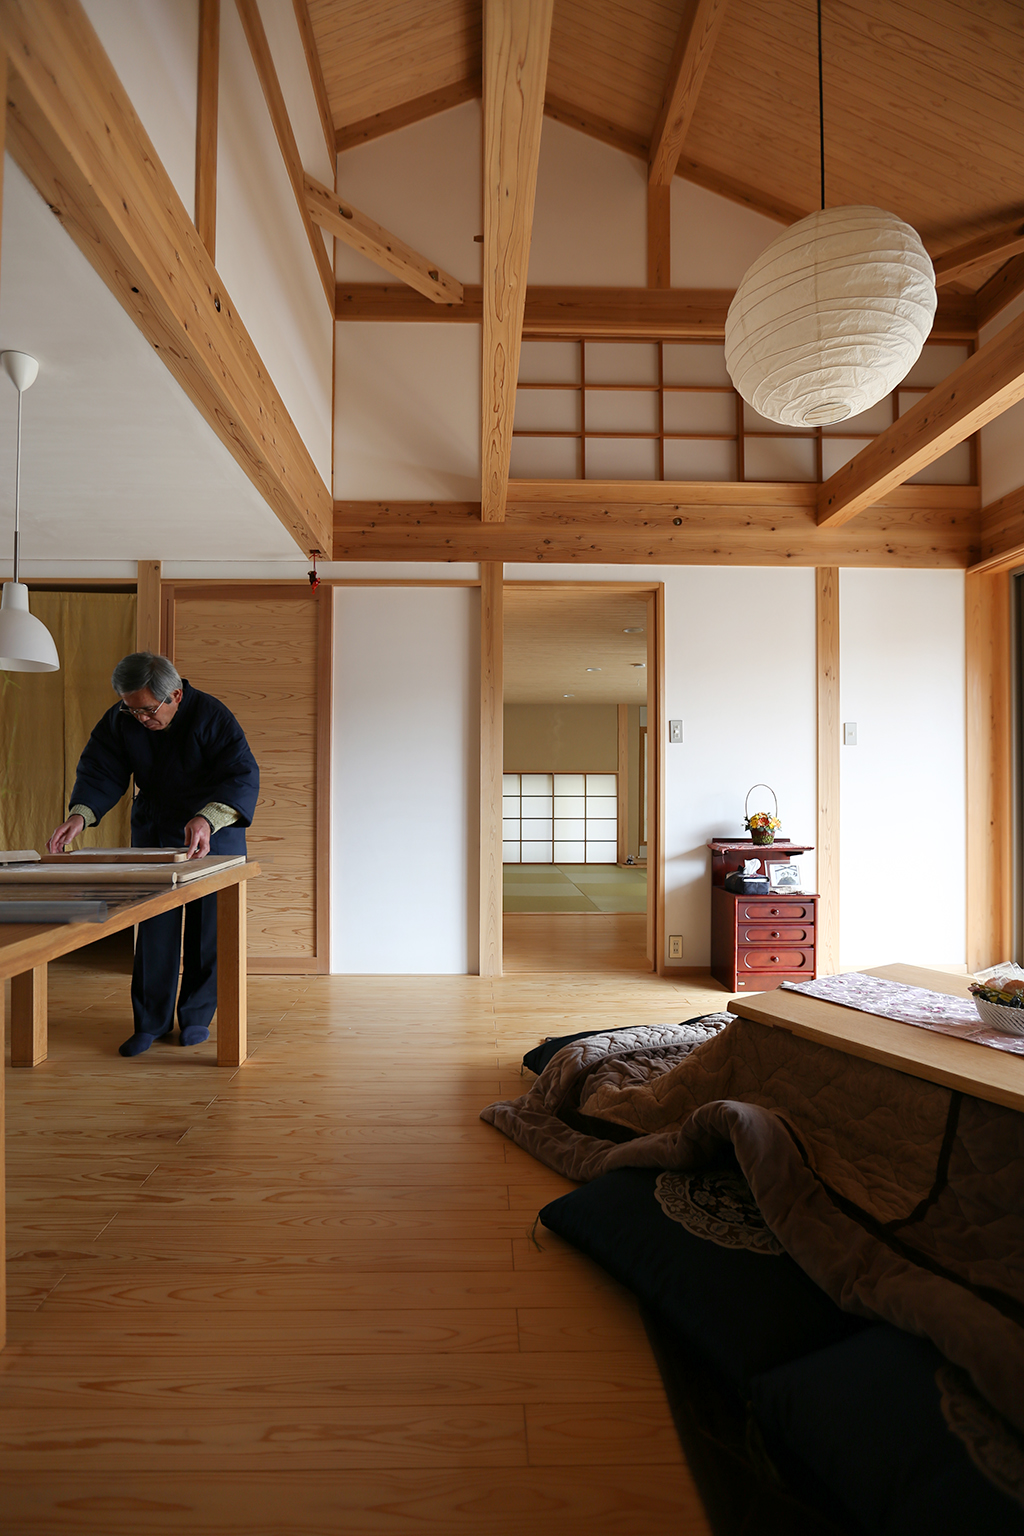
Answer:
[
  {"left": 195, "top": 0, "right": 219, "bottom": 259},
  {"left": 136, "top": 560, "right": 162, "bottom": 654},
  {"left": 966, "top": 569, "right": 1013, "bottom": 971},
  {"left": 815, "top": 568, "right": 841, "bottom": 975},
  {"left": 647, "top": 183, "right": 670, "bottom": 289},
  {"left": 10, "top": 965, "right": 48, "bottom": 1067},
  {"left": 479, "top": 562, "right": 504, "bottom": 976},
  {"left": 617, "top": 704, "right": 628, "bottom": 863},
  {"left": 216, "top": 879, "right": 247, "bottom": 1066}
]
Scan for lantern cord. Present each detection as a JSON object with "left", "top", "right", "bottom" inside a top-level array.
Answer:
[{"left": 817, "top": 0, "right": 825, "bottom": 210}]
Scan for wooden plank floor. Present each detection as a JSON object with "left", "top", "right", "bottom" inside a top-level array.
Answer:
[{"left": 1, "top": 932, "right": 730, "bottom": 1534}]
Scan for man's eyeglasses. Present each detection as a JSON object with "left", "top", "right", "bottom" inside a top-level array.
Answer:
[{"left": 119, "top": 699, "right": 170, "bottom": 719}]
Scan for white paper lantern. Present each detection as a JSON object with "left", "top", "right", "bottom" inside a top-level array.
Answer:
[{"left": 725, "top": 206, "right": 936, "bottom": 427}]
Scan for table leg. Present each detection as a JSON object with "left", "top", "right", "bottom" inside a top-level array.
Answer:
[
  {"left": 216, "top": 881, "right": 247, "bottom": 1067},
  {"left": 11, "top": 965, "right": 47, "bottom": 1067}
]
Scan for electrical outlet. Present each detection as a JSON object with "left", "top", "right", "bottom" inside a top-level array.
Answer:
[
  {"left": 669, "top": 719, "right": 683, "bottom": 743},
  {"left": 668, "top": 935, "right": 683, "bottom": 960}
]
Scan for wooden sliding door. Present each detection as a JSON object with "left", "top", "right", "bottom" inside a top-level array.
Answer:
[{"left": 165, "top": 584, "right": 331, "bottom": 972}]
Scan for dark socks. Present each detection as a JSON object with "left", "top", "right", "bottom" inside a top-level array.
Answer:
[
  {"left": 118, "top": 1028, "right": 170, "bottom": 1057},
  {"left": 179, "top": 1024, "right": 210, "bottom": 1047}
]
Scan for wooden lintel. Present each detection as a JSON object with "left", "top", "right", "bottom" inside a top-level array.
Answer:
[
  {"left": 336, "top": 78, "right": 482, "bottom": 153},
  {"left": 0, "top": 0, "right": 332, "bottom": 557},
  {"left": 969, "top": 483, "right": 1024, "bottom": 573},
  {"left": 306, "top": 176, "right": 463, "bottom": 304},
  {"left": 333, "top": 484, "right": 978, "bottom": 567},
  {"left": 233, "top": 0, "right": 334, "bottom": 311},
  {"left": 932, "top": 221, "right": 1024, "bottom": 288},
  {"left": 335, "top": 283, "right": 977, "bottom": 339},
  {"left": 292, "top": 0, "right": 336, "bottom": 167},
  {"left": 648, "top": 0, "right": 730, "bottom": 187},
  {"left": 976, "top": 253, "right": 1024, "bottom": 330},
  {"left": 482, "top": 0, "right": 554, "bottom": 523},
  {"left": 195, "top": 0, "right": 219, "bottom": 260},
  {"left": 818, "top": 308, "right": 1024, "bottom": 528}
]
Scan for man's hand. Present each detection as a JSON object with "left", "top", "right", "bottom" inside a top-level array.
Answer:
[
  {"left": 184, "top": 816, "right": 212, "bottom": 860},
  {"left": 47, "top": 814, "right": 86, "bottom": 854}
]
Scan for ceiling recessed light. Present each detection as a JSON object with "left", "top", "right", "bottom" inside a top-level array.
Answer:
[
  {"left": 632, "top": 663, "right": 646, "bottom": 669},
  {"left": 623, "top": 627, "right": 644, "bottom": 633},
  {"left": 563, "top": 693, "right": 574, "bottom": 698},
  {"left": 585, "top": 667, "right": 601, "bottom": 672}
]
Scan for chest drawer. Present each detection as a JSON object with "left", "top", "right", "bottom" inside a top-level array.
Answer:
[
  {"left": 738, "top": 901, "right": 814, "bottom": 923},
  {"left": 740, "top": 923, "right": 813, "bottom": 945},
  {"left": 737, "top": 946, "right": 815, "bottom": 975}
]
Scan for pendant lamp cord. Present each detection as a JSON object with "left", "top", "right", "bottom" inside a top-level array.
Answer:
[
  {"left": 12, "top": 384, "right": 21, "bottom": 585},
  {"left": 817, "top": 0, "right": 825, "bottom": 210}
]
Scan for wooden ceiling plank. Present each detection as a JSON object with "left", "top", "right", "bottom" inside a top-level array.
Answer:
[
  {"left": 334, "top": 283, "right": 976, "bottom": 340},
  {"left": 933, "top": 222, "right": 1024, "bottom": 288},
  {"left": 195, "top": 0, "right": 219, "bottom": 261},
  {"left": 292, "top": 0, "right": 337, "bottom": 165},
  {"left": 481, "top": 0, "right": 554, "bottom": 524},
  {"left": 233, "top": 0, "right": 335, "bottom": 311},
  {"left": 648, "top": 0, "right": 730, "bottom": 187},
  {"left": 0, "top": 0, "right": 331, "bottom": 557},
  {"left": 818, "top": 308, "right": 1024, "bottom": 528},
  {"left": 976, "top": 254, "right": 1024, "bottom": 330},
  {"left": 335, "top": 78, "right": 481, "bottom": 152},
  {"left": 306, "top": 175, "right": 463, "bottom": 304}
]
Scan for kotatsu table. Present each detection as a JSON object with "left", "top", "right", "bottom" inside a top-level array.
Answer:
[
  {"left": 730, "top": 962, "right": 1024, "bottom": 1114},
  {"left": 0, "top": 858, "right": 260, "bottom": 1069}
]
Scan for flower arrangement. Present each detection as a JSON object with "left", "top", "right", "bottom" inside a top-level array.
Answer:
[
  {"left": 743, "top": 784, "right": 781, "bottom": 845},
  {"left": 969, "top": 978, "right": 1024, "bottom": 1010},
  {"left": 745, "top": 811, "right": 782, "bottom": 834}
]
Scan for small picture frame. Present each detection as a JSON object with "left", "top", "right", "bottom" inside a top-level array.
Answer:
[{"left": 768, "top": 861, "right": 802, "bottom": 893}]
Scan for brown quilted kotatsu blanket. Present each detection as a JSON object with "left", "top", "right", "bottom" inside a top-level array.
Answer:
[{"left": 481, "top": 1016, "right": 1024, "bottom": 1434}]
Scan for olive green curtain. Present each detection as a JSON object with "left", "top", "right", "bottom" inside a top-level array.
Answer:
[{"left": 0, "top": 591, "right": 136, "bottom": 852}]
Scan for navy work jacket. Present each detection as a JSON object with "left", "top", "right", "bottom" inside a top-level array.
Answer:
[{"left": 69, "top": 681, "right": 259, "bottom": 854}]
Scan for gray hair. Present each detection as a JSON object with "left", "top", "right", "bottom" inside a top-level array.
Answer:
[{"left": 112, "top": 652, "right": 182, "bottom": 700}]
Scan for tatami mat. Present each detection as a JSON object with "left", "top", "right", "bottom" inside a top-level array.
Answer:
[{"left": 503, "top": 863, "right": 647, "bottom": 914}]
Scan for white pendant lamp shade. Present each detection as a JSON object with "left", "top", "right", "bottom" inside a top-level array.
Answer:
[
  {"left": 724, "top": 206, "right": 937, "bottom": 428},
  {"left": 0, "top": 581, "right": 60, "bottom": 671}
]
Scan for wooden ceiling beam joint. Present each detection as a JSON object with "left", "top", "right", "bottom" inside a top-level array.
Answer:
[
  {"left": 932, "top": 221, "right": 1024, "bottom": 289},
  {"left": 306, "top": 175, "right": 462, "bottom": 304},
  {"left": 648, "top": 0, "right": 730, "bottom": 188}
]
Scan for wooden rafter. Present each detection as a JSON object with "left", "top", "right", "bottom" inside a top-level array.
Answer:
[
  {"left": 292, "top": 0, "right": 336, "bottom": 167},
  {"left": 333, "top": 484, "right": 977, "bottom": 567},
  {"left": 648, "top": 0, "right": 729, "bottom": 188},
  {"left": 233, "top": 0, "right": 334, "bottom": 311},
  {"left": 481, "top": 0, "right": 554, "bottom": 523},
  {"left": 334, "top": 283, "right": 978, "bottom": 341},
  {"left": 977, "top": 253, "right": 1024, "bottom": 330},
  {"left": 932, "top": 221, "right": 1024, "bottom": 288},
  {"left": 0, "top": 0, "right": 332, "bottom": 557},
  {"left": 195, "top": 0, "right": 219, "bottom": 259},
  {"left": 818, "top": 309, "right": 1024, "bottom": 528},
  {"left": 336, "top": 78, "right": 481, "bottom": 153},
  {"left": 970, "top": 484, "right": 1024, "bottom": 574},
  {"left": 305, "top": 176, "right": 463, "bottom": 304}
]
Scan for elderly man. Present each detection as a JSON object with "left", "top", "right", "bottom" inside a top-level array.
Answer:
[{"left": 47, "top": 652, "right": 259, "bottom": 1057}]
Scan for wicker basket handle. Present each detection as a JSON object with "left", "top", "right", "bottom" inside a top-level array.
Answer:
[{"left": 744, "top": 783, "right": 778, "bottom": 821}]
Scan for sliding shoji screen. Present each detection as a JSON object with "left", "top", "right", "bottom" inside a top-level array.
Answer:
[{"left": 502, "top": 772, "right": 618, "bottom": 864}]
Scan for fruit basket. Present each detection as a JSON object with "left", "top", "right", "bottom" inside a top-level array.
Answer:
[{"left": 969, "top": 977, "right": 1024, "bottom": 1036}]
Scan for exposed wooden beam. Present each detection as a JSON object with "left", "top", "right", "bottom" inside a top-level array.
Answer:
[
  {"left": 195, "top": 0, "right": 219, "bottom": 260},
  {"left": 818, "top": 309, "right": 1024, "bottom": 528},
  {"left": 1, "top": 0, "right": 332, "bottom": 557},
  {"left": 333, "top": 484, "right": 978, "bottom": 566},
  {"left": 479, "top": 562, "right": 503, "bottom": 978},
  {"left": 233, "top": 0, "right": 334, "bottom": 311},
  {"left": 136, "top": 561, "right": 162, "bottom": 654},
  {"left": 969, "top": 483, "right": 1024, "bottom": 574},
  {"left": 306, "top": 175, "right": 462, "bottom": 304},
  {"left": 933, "top": 221, "right": 1024, "bottom": 289},
  {"left": 815, "top": 568, "right": 840, "bottom": 977},
  {"left": 966, "top": 569, "right": 1013, "bottom": 972},
  {"left": 482, "top": 0, "right": 554, "bottom": 523},
  {"left": 647, "top": 185, "right": 671, "bottom": 289},
  {"left": 976, "top": 253, "right": 1024, "bottom": 330},
  {"left": 648, "top": 0, "right": 729, "bottom": 188},
  {"left": 0, "top": 38, "right": 7, "bottom": 1346},
  {"left": 292, "top": 0, "right": 336, "bottom": 167},
  {"left": 336, "top": 78, "right": 481, "bottom": 153},
  {"left": 335, "top": 283, "right": 977, "bottom": 340}
]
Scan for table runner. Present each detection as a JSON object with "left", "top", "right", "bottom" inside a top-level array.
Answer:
[{"left": 781, "top": 972, "right": 1024, "bottom": 1056}]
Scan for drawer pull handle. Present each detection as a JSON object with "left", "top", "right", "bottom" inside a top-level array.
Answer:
[
  {"left": 770, "top": 908, "right": 779, "bottom": 916},
  {"left": 770, "top": 955, "right": 779, "bottom": 963},
  {"left": 770, "top": 931, "right": 780, "bottom": 938}
]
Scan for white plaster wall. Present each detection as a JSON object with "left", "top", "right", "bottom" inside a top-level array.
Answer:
[
  {"left": 81, "top": 0, "right": 199, "bottom": 216},
  {"left": 979, "top": 289, "right": 1024, "bottom": 505},
  {"left": 256, "top": 0, "right": 334, "bottom": 190},
  {"left": 217, "top": 0, "right": 333, "bottom": 485},
  {"left": 670, "top": 181, "right": 782, "bottom": 288},
  {"left": 331, "top": 586, "right": 480, "bottom": 973},
  {"left": 529, "top": 119, "right": 646, "bottom": 285},
  {"left": 838, "top": 568, "right": 966, "bottom": 970}
]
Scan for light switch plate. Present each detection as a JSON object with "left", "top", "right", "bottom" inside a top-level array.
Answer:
[
  {"left": 669, "top": 719, "right": 683, "bottom": 743},
  {"left": 843, "top": 722, "right": 858, "bottom": 746}
]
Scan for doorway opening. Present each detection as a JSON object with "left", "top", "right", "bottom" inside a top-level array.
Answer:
[{"left": 501, "top": 583, "right": 662, "bottom": 974}]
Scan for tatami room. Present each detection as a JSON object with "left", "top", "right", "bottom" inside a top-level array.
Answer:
[{"left": 0, "top": 1, "right": 1022, "bottom": 1534}]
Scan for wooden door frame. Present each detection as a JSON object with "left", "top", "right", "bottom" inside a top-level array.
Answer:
[
  {"left": 162, "top": 580, "right": 333, "bottom": 973},
  {"left": 495, "top": 578, "right": 666, "bottom": 976}
]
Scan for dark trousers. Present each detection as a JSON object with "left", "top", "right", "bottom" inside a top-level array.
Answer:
[{"left": 130, "top": 892, "right": 218, "bottom": 1037}]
